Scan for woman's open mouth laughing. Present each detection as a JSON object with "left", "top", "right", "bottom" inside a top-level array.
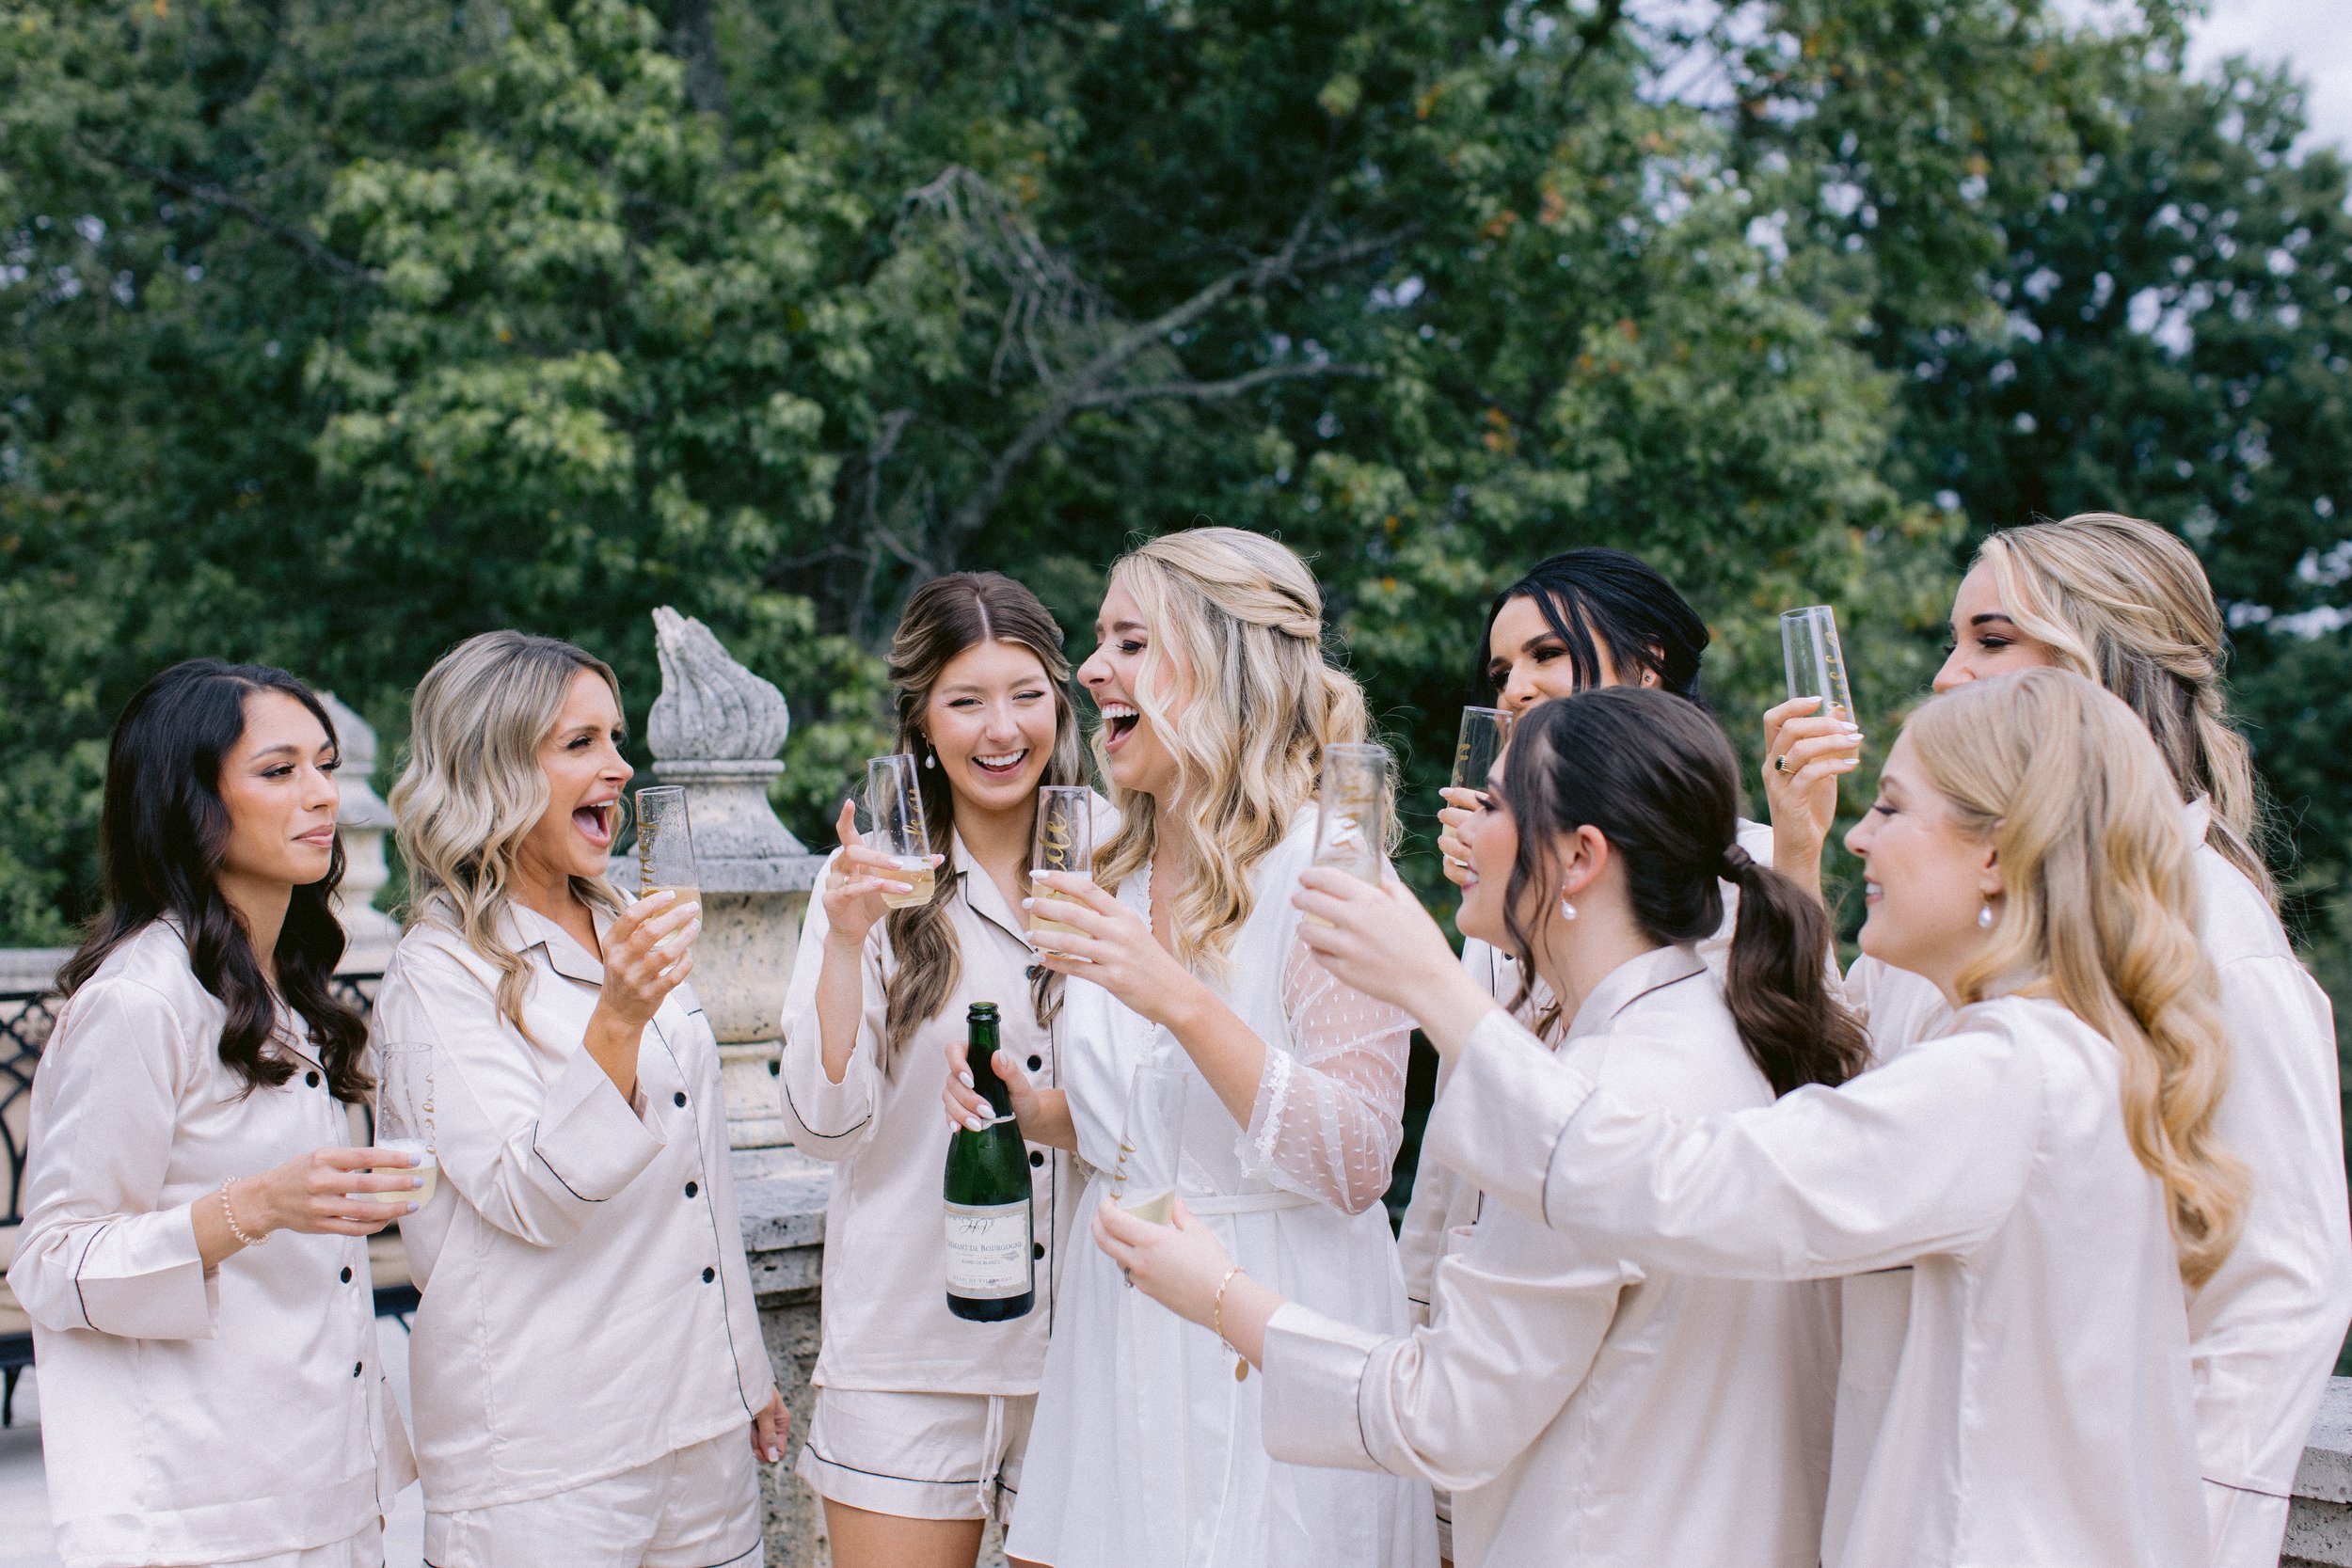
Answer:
[
  {"left": 574, "top": 800, "right": 616, "bottom": 847},
  {"left": 1100, "top": 701, "right": 1140, "bottom": 751}
]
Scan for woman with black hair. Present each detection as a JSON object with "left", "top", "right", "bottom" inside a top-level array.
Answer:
[
  {"left": 1401, "top": 550, "right": 1809, "bottom": 1559},
  {"left": 9, "top": 660, "right": 421, "bottom": 1568},
  {"left": 1098, "top": 688, "right": 1863, "bottom": 1567}
]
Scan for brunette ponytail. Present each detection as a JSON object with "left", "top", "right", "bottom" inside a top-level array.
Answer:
[{"left": 1497, "top": 689, "right": 1868, "bottom": 1094}]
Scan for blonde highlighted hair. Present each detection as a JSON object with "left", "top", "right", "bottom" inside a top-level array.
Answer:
[
  {"left": 390, "top": 631, "right": 627, "bottom": 1038},
  {"left": 1093, "top": 528, "right": 1374, "bottom": 972},
  {"left": 1906, "top": 668, "right": 2246, "bottom": 1288},
  {"left": 1977, "top": 513, "right": 2271, "bottom": 900}
]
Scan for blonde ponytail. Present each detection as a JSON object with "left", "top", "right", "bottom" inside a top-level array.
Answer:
[{"left": 1907, "top": 668, "right": 2247, "bottom": 1288}]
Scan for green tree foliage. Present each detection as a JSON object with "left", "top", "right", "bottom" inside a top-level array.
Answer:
[{"left": 0, "top": 0, "right": 2343, "bottom": 975}]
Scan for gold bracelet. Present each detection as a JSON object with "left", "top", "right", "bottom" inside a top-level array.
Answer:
[
  {"left": 1213, "top": 1264, "right": 1248, "bottom": 1383},
  {"left": 219, "top": 1179, "right": 265, "bottom": 1248}
]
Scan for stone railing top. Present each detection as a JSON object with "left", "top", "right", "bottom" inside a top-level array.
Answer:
[
  {"left": 2297, "top": 1377, "right": 2352, "bottom": 1505},
  {"left": 319, "top": 691, "right": 395, "bottom": 832}
]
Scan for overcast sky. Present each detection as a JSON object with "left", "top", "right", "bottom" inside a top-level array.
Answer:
[{"left": 2188, "top": 0, "right": 2352, "bottom": 154}]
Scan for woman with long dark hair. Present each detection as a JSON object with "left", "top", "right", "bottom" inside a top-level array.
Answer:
[
  {"left": 778, "top": 572, "right": 1102, "bottom": 1568},
  {"left": 1402, "top": 549, "right": 1819, "bottom": 1561},
  {"left": 1101, "top": 688, "right": 1861, "bottom": 1566},
  {"left": 9, "top": 659, "right": 420, "bottom": 1568}
]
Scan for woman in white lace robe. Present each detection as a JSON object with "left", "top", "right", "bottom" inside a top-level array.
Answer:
[{"left": 945, "top": 528, "right": 1436, "bottom": 1568}]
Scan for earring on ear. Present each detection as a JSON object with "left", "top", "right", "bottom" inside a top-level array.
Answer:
[
  {"left": 924, "top": 743, "right": 936, "bottom": 770},
  {"left": 1977, "top": 898, "right": 1995, "bottom": 930},
  {"left": 1559, "top": 898, "right": 1578, "bottom": 922}
]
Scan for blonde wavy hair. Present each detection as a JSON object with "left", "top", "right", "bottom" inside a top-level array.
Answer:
[
  {"left": 390, "top": 631, "right": 627, "bottom": 1038},
  {"left": 1907, "top": 668, "right": 2246, "bottom": 1288},
  {"left": 1093, "top": 528, "right": 1375, "bottom": 972},
  {"left": 1977, "top": 512, "right": 2271, "bottom": 901}
]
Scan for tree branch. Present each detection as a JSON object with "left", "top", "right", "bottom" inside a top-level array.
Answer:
[
  {"left": 1071, "top": 359, "right": 1375, "bottom": 411},
  {"left": 100, "top": 151, "right": 382, "bottom": 285},
  {"left": 931, "top": 216, "right": 1412, "bottom": 565}
]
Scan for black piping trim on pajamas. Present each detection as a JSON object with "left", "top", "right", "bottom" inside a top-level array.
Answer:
[
  {"left": 530, "top": 1142, "right": 608, "bottom": 1202},
  {"left": 70, "top": 1221, "right": 108, "bottom": 1332},
  {"left": 803, "top": 1440, "right": 992, "bottom": 1488},
  {"left": 779, "top": 1073, "right": 873, "bottom": 1143}
]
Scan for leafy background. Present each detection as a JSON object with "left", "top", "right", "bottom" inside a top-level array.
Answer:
[{"left": 6, "top": 0, "right": 2349, "bottom": 1261}]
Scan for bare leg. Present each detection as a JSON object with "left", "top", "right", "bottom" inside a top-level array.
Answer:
[{"left": 822, "top": 1498, "right": 987, "bottom": 1568}]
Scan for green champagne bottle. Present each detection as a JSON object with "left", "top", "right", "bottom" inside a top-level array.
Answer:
[{"left": 944, "top": 1003, "right": 1035, "bottom": 1322}]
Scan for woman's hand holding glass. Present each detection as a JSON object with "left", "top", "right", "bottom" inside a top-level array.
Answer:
[
  {"left": 1092, "top": 1196, "right": 1281, "bottom": 1367},
  {"left": 591, "top": 890, "right": 700, "bottom": 1033},
  {"left": 1760, "top": 696, "right": 1864, "bottom": 902},
  {"left": 1436, "top": 786, "right": 1485, "bottom": 889},
  {"left": 247, "top": 1145, "right": 422, "bottom": 1238},
  {"left": 1024, "top": 870, "right": 1210, "bottom": 1030},
  {"left": 821, "top": 797, "right": 939, "bottom": 952},
  {"left": 1290, "top": 866, "right": 1500, "bottom": 1054}
]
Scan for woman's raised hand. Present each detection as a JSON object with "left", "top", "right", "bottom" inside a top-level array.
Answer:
[
  {"left": 243, "top": 1146, "right": 421, "bottom": 1238},
  {"left": 1436, "top": 786, "right": 1484, "bottom": 890},
  {"left": 822, "top": 798, "right": 936, "bottom": 950},
  {"left": 1290, "top": 867, "right": 1461, "bottom": 1013},
  {"left": 1025, "top": 871, "right": 1207, "bottom": 1029},
  {"left": 943, "top": 1037, "right": 1041, "bottom": 1132},
  {"left": 1759, "top": 696, "right": 1863, "bottom": 902},
  {"left": 594, "top": 889, "right": 700, "bottom": 1032}
]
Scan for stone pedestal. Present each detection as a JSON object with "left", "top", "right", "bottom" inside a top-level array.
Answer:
[
  {"left": 636, "top": 610, "right": 829, "bottom": 1151},
  {"left": 320, "top": 691, "right": 400, "bottom": 969},
  {"left": 2290, "top": 1379, "right": 2352, "bottom": 1565}
]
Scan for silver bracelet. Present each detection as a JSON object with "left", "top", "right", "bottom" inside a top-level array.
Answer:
[{"left": 220, "top": 1178, "right": 265, "bottom": 1248}]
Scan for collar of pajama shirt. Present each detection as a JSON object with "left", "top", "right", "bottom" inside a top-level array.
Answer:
[
  {"left": 8, "top": 919, "right": 410, "bottom": 1564},
  {"left": 777, "top": 827, "right": 1095, "bottom": 1396},
  {"left": 368, "top": 900, "right": 777, "bottom": 1511}
]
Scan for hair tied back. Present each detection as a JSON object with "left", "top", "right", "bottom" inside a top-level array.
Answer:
[{"left": 1720, "top": 843, "right": 1756, "bottom": 878}]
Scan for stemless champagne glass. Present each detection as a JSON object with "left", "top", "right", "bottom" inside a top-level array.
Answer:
[
  {"left": 866, "top": 753, "right": 936, "bottom": 910},
  {"left": 365, "top": 1041, "right": 440, "bottom": 1209},
  {"left": 634, "top": 784, "right": 700, "bottom": 951},
  {"left": 1312, "top": 742, "right": 1390, "bottom": 886},
  {"left": 1446, "top": 707, "right": 1514, "bottom": 868},
  {"left": 1780, "top": 605, "right": 1856, "bottom": 724},
  {"left": 1111, "top": 1062, "right": 1194, "bottom": 1226},
  {"left": 1027, "top": 785, "right": 1095, "bottom": 945}
]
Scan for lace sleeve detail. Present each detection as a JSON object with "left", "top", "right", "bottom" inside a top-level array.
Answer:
[{"left": 1237, "top": 934, "right": 1413, "bottom": 1213}]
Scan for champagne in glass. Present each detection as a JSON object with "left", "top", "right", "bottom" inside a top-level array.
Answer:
[
  {"left": 1780, "top": 605, "right": 1857, "bottom": 725},
  {"left": 944, "top": 1004, "right": 1035, "bottom": 1322},
  {"left": 1447, "top": 707, "right": 1513, "bottom": 869},
  {"left": 867, "top": 753, "right": 936, "bottom": 910},
  {"left": 1027, "top": 785, "right": 1095, "bottom": 944},
  {"left": 633, "top": 784, "right": 701, "bottom": 951},
  {"left": 1309, "top": 743, "right": 1390, "bottom": 920},
  {"left": 360, "top": 1041, "right": 440, "bottom": 1209},
  {"left": 1114, "top": 1062, "right": 1193, "bottom": 1225}
]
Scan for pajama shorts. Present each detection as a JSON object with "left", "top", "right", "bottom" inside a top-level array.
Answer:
[
  {"left": 217, "top": 1518, "right": 385, "bottom": 1568},
  {"left": 425, "top": 1428, "right": 762, "bottom": 1568},
  {"left": 796, "top": 1386, "right": 1035, "bottom": 1524}
]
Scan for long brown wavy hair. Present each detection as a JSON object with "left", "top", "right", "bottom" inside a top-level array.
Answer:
[
  {"left": 882, "top": 573, "right": 1086, "bottom": 1068},
  {"left": 1908, "top": 668, "right": 2246, "bottom": 1288}
]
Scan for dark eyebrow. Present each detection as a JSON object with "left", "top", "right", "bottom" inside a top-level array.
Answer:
[
  {"left": 248, "top": 743, "right": 302, "bottom": 762},
  {"left": 1967, "top": 612, "right": 2018, "bottom": 629}
]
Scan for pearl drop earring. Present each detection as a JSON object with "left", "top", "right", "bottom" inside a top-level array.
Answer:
[
  {"left": 1978, "top": 899, "right": 1995, "bottom": 929},
  {"left": 1559, "top": 898, "right": 1578, "bottom": 922}
]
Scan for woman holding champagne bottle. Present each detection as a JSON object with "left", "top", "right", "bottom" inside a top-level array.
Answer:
[
  {"left": 1128, "top": 667, "right": 2235, "bottom": 1567},
  {"left": 778, "top": 573, "right": 1103, "bottom": 1568},
  {"left": 1099, "top": 688, "right": 1862, "bottom": 1567},
  {"left": 1763, "top": 513, "right": 2352, "bottom": 1568},
  {"left": 372, "top": 631, "right": 782, "bottom": 1568},
  {"left": 948, "top": 527, "right": 1437, "bottom": 1568},
  {"left": 9, "top": 660, "right": 418, "bottom": 1567}
]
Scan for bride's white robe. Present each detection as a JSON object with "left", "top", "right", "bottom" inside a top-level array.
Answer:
[{"left": 1006, "top": 815, "right": 1438, "bottom": 1568}]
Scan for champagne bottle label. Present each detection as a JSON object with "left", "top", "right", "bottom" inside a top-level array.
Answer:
[{"left": 945, "top": 1199, "right": 1033, "bottom": 1298}]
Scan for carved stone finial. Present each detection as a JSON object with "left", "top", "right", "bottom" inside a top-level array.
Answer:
[{"left": 648, "top": 608, "right": 791, "bottom": 764}]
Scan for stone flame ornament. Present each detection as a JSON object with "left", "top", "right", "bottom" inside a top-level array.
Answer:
[{"left": 631, "top": 609, "right": 828, "bottom": 1150}]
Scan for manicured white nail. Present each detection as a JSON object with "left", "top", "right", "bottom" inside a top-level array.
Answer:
[{"left": 959, "top": 1070, "right": 975, "bottom": 1088}]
